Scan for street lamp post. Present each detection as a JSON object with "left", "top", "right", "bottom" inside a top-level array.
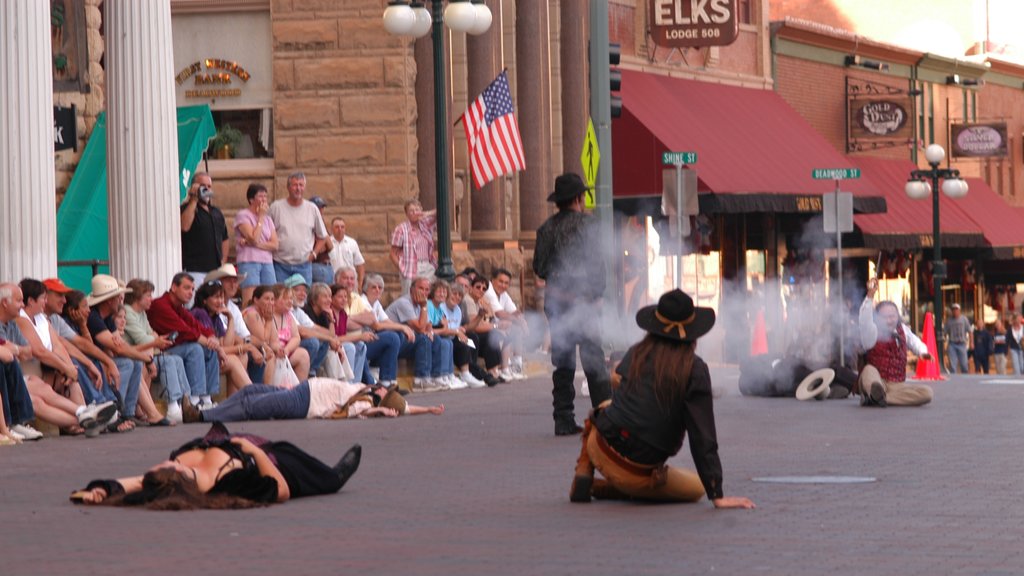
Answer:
[
  {"left": 905, "top": 143, "right": 969, "bottom": 370},
  {"left": 383, "top": 0, "right": 492, "bottom": 281}
]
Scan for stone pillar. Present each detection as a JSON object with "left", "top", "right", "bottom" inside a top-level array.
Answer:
[
  {"left": 516, "top": 1, "right": 552, "bottom": 235},
  {"left": 0, "top": 1, "right": 57, "bottom": 280},
  {"left": 466, "top": 0, "right": 503, "bottom": 234},
  {"left": 104, "top": 0, "right": 180, "bottom": 290},
  {"left": 560, "top": 0, "right": 588, "bottom": 175},
  {"left": 415, "top": 35, "right": 436, "bottom": 210}
]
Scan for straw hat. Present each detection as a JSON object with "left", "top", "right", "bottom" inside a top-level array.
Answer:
[
  {"left": 795, "top": 368, "right": 835, "bottom": 401},
  {"left": 85, "top": 274, "right": 131, "bottom": 307},
  {"left": 205, "top": 263, "right": 247, "bottom": 283},
  {"left": 380, "top": 389, "right": 408, "bottom": 415},
  {"left": 635, "top": 289, "right": 715, "bottom": 342}
]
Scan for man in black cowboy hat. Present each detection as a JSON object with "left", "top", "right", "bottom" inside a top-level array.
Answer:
[{"left": 534, "top": 173, "right": 612, "bottom": 435}]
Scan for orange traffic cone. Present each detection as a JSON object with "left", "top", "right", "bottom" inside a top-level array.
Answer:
[
  {"left": 751, "top": 309, "right": 768, "bottom": 356},
  {"left": 914, "top": 311, "right": 943, "bottom": 380}
]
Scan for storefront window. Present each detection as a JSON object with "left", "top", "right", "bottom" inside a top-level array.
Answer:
[
  {"left": 207, "top": 108, "right": 273, "bottom": 159},
  {"left": 644, "top": 216, "right": 721, "bottom": 314}
]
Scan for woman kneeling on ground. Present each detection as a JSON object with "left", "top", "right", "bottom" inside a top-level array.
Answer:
[
  {"left": 569, "top": 289, "right": 755, "bottom": 509},
  {"left": 70, "top": 421, "right": 361, "bottom": 508}
]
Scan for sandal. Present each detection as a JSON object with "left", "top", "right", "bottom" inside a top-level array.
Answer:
[
  {"left": 106, "top": 418, "right": 135, "bottom": 433},
  {"left": 146, "top": 417, "right": 173, "bottom": 427},
  {"left": 61, "top": 425, "right": 86, "bottom": 436}
]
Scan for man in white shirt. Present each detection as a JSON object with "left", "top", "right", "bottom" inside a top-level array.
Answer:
[
  {"left": 482, "top": 268, "right": 527, "bottom": 380},
  {"left": 328, "top": 216, "right": 366, "bottom": 294}
]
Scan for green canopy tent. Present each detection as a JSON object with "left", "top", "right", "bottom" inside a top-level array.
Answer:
[{"left": 57, "top": 104, "right": 216, "bottom": 291}]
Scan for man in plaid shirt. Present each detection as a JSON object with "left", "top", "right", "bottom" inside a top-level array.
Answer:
[{"left": 390, "top": 200, "right": 437, "bottom": 296}]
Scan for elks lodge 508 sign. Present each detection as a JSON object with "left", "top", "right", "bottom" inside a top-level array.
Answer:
[{"left": 648, "top": 0, "right": 739, "bottom": 48}]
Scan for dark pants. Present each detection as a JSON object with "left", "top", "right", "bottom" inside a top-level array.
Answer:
[
  {"left": 544, "top": 290, "right": 611, "bottom": 423},
  {"left": 1, "top": 361, "right": 34, "bottom": 426},
  {"left": 974, "top": 352, "right": 990, "bottom": 374},
  {"left": 469, "top": 331, "right": 503, "bottom": 369}
]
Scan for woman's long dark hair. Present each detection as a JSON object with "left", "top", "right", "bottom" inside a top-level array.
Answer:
[
  {"left": 102, "top": 468, "right": 264, "bottom": 511},
  {"left": 625, "top": 334, "right": 696, "bottom": 409}
]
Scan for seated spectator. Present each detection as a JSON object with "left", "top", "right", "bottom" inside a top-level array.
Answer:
[
  {"left": 243, "top": 285, "right": 309, "bottom": 384},
  {"left": 110, "top": 305, "right": 174, "bottom": 426},
  {"left": 147, "top": 273, "right": 222, "bottom": 409},
  {"left": 205, "top": 264, "right": 253, "bottom": 342},
  {"left": 324, "top": 283, "right": 372, "bottom": 381},
  {"left": 234, "top": 183, "right": 278, "bottom": 305},
  {"left": 385, "top": 276, "right": 455, "bottom": 392},
  {"left": 123, "top": 279, "right": 190, "bottom": 424},
  {"left": 283, "top": 275, "right": 330, "bottom": 378},
  {"left": 192, "top": 280, "right": 257, "bottom": 396},
  {"left": 483, "top": 268, "right": 528, "bottom": 380},
  {"left": 16, "top": 278, "right": 85, "bottom": 404},
  {"left": 427, "top": 280, "right": 481, "bottom": 389},
  {"left": 441, "top": 282, "right": 493, "bottom": 387},
  {"left": 183, "top": 378, "right": 443, "bottom": 424},
  {"left": 348, "top": 274, "right": 406, "bottom": 388},
  {"left": 467, "top": 276, "right": 507, "bottom": 383}
]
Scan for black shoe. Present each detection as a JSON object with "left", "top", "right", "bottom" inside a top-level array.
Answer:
[
  {"left": 860, "top": 382, "right": 888, "bottom": 407},
  {"left": 482, "top": 374, "right": 499, "bottom": 387},
  {"left": 828, "top": 385, "right": 851, "bottom": 400},
  {"left": 333, "top": 444, "right": 362, "bottom": 488},
  {"left": 569, "top": 475, "right": 593, "bottom": 503},
  {"left": 554, "top": 419, "right": 583, "bottom": 436},
  {"left": 181, "top": 396, "right": 203, "bottom": 423}
]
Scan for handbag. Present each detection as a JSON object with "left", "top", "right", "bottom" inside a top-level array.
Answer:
[{"left": 271, "top": 357, "right": 300, "bottom": 388}]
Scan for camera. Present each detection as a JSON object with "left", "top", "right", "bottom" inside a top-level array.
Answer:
[{"left": 198, "top": 185, "right": 213, "bottom": 202}]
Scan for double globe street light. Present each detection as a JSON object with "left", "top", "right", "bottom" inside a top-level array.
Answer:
[
  {"left": 383, "top": 0, "right": 493, "bottom": 280},
  {"left": 905, "top": 143, "right": 969, "bottom": 370}
]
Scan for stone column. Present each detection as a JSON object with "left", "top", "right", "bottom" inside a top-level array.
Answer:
[
  {"left": 516, "top": 1, "right": 552, "bottom": 235},
  {"left": 0, "top": 1, "right": 57, "bottom": 280},
  {"left": 466, "top": 0, "right": 503, "bottom": 234},
  {"left": 560, "top": 0, "right": 588, "bottom": 175},
  {"left": 415, "top": 35, "right": 436, "bottom": 211},
  {"left": 104, "top": 0, "right": 180, "bottom": 291}
]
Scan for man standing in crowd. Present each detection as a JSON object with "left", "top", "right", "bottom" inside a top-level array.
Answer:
[
  {"left": 943, "top": 303, "right": 971, "bottom": 374},
  {"left": 390, "top": 200, "right": 437, "bottom": 295},
  {"left": 329, "top": 216, "right": 365, "bottom": 294},
  {"left": 858, "top": 278, "right": 934, "bottom": 407},
  {"left": 309, "top": 196, "right": 336, "bottom": 286},
  {"left": 147, "top": 273, "right": 221, "bottom": 409},
  {"left": 533, "top": 173, "right": 612, "bottom": 436},
  {"left": 269, "top": 172, "right": 329, "bottom": 285},
  {"left": 180, "top": 172, "right": 229, "bottom": 287}
]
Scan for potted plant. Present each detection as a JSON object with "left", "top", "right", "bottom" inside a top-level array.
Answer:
[{"left": 210, "top": 124, "right": 243, "bottom": 159}]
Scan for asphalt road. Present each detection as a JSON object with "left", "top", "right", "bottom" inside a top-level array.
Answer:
[{"left": 4, "top": 365, "right": 1024, "bottom": 575}]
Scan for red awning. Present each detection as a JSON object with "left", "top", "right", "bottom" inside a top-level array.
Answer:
[
  {"left": 613, "top": 70, "right": 885, "bottom": 214},
  {"left": 957, "top": 177, "right": 1024, "bottom": 258},
  {"left": 851, "top": 156, "right": 986, "bottom": 249}
]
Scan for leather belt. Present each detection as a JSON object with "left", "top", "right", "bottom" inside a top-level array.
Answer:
[{"left": 593, "top": 429, "right": 658, "bottom": 477}]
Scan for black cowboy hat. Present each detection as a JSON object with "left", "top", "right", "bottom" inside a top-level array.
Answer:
[
  {"left": 547, "top": 172, "right": 590, "bottom": 203},
  {"left": 635, "top": 289, "right": 716, "bottom": 342}
]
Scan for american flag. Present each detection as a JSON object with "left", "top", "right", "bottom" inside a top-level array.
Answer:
[{"left": 462, "top": 70, "right": 526, "bottom": 189}]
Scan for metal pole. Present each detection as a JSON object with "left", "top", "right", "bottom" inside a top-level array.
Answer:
[
  {"left": 589, "top": 1, "right": 616, "bottom": 304},
  {"left": 932, "top": 172, "right": 944, "bottom": 370},
  {"left": 432, "top": 0, "right": 455, "bottom": 281},
  {"left": 834, "top": 179, "right": 844, "bottom": 368},
  {"left": 675, "top": 162, "right": 683, "bottom": 289}
]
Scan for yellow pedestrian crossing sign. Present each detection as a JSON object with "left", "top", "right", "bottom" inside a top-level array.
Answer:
[{"left": 580, "top": 118, "right": 600, "bottom": 209}]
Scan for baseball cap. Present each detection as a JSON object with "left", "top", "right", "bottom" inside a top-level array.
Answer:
[
  {"left": 310, "top": 196, "right": 327, "bottom": 209},
  {"left": 43, "top": 278, "right": 72, "bottom": 293}
]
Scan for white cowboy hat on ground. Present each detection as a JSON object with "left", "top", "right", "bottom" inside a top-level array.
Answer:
[
  {"left": 85, "top": 274, "right": 131, "bottom": 307},
  {"left": 795, "top": 368, "right": 836, "bottom": 401}
]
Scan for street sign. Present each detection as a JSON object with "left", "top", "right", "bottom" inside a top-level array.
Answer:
[
  {"left": 581, "top": 118, "right": 600, "bottom": 209},
  {"left": 662, "top": 151, "right": 697, "bottom": 165},
  {"left": 812, "top": 168, "right": 861, "bottom": 180},
  {"left": 823, "top": 191, "right": 854, "bottom": 233}
]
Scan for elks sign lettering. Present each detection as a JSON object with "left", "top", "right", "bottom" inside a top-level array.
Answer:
[{"left": 648, "top": 0, "right": 739, "bottom": 48}]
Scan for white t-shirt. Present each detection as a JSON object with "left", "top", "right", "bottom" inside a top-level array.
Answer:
[
  {"left": 291, "top": 305, "right": 315, "bottom": 329},
  {"left": 328, "top": 235, "right": 365, "bottom": 272},
  {"left": 20, "top": 309, "right": 52, "bottom": 351},
  {"left": 269, "top": 198, "right": 328, "bottom": 265},
  {"left": 483, "top": 285, "right": 518, "bottom": 314},
  {"left": 219, "top": 300, "right": 251, "bottom": 340},
  {"left": 306, "top": 377, "right": 370, "bottom": 419},
  {"left": 361, "top": 295, "right": 390, "bottom": 323}
]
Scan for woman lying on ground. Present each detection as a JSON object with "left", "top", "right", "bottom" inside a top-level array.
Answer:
[
  {"left": 569, "top": 289, "right": 755, "bottom": 509},
  {"left": 181, "top": 377, "right": 444, "bottom": 424},
  {"left": 192, "top": 280, "right": 257, "bottom": 396},
  {"left": 69, "top": 421, "right": 361, "bottom": 508}
]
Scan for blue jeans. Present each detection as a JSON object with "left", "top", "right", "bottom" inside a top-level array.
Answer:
[
  {"left": 1, "top": 360, "right": 34, "bottom": 425},
  {"left": 200, "top": 383, "right": 310, "bottom": 422},
  {"left": 165, "top": 342, "right": 219, "bottom": 397},
  {"left": 237, "top": 261, "right": 276, "bottom": 288},
  {"left": 301, "top": 337, "right": 329, "bottom": 376},
  {"left": 113, "top": 357, "right": 143, "bottom": 418},
  {"left": 312, "top": 262, "right": 334, "bottom": 285},
  {"left": 397, "top": 333, "right": 452, "bottom": 377},
  {"left": 247, "top": 352, "right": 267, "bottom": 384},
  {"left": 366, "top": 331, "right": 401, "bottom": 381},
  {"left": 948, "top": 342, "right": 969, "bottom": 373},
  {"left": 341, "top": 341, "right": 367, "bottom": 383},
  {"left": 1010, "top": 348, "right": 1024, "bottom": 375},
  {"left": 274, "top": 261, "right": 312, "bottom": 285},
  {"left": 155, "top": 353, "right": 190, "bottom": 402},
  {"left": 75, "top": 359, "right": 117, "bottom": 405}
]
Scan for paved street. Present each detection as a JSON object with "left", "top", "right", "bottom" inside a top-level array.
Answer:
[{"left": 4, "top": 365, "right": 1024, "bottom": 575}]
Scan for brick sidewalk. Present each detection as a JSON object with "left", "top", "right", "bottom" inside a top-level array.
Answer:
[{"left": 3, "top": 366, "right": 1023, "bottom": 575}]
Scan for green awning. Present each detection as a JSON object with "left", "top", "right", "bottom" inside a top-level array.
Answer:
[{"left": 57, "top": 105, "right": 216, "bottom": 291}]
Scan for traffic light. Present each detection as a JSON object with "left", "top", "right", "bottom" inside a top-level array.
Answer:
[{"left": 609, "top": 42, "right": 622, "bottom": 118}]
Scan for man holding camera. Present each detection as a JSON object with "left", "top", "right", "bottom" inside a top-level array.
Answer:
[{"left": 181, "top": 172, "right": 229, "bottom": 287}]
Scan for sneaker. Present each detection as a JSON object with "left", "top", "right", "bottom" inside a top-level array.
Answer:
[
  {"left": 446, "top": 374, "right": 468, "bottom": 390},
  {"left": 434, "top": 375, "right": 453, "bottom": 391},
  {"left": 413, "top": 377, "right": 443, "bottom": 392},
  {"left": 11, "top": 423, "right": 43, "bottom": 441},
  {"left": 199, "top": 396, "right": 218, "bottom": 410},
  {"left": 460, "top": 371, "right": 486, "bottom": 389},
  {"left": 165, "top": 402, "right": 183, "bottom": 425},
  {"left": 77, "top": 401, "right": 118, "bottom": 432},
  {"left": 499, "top": 369, "right": 517, "bottom": 382},
  {"left": 580, "top": 378, "right": 591, "bottom": 398}
]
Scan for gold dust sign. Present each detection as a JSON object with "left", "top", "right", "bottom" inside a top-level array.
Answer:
[{"left": 176, "top": 58, "right": 251, "bottom": 98}]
